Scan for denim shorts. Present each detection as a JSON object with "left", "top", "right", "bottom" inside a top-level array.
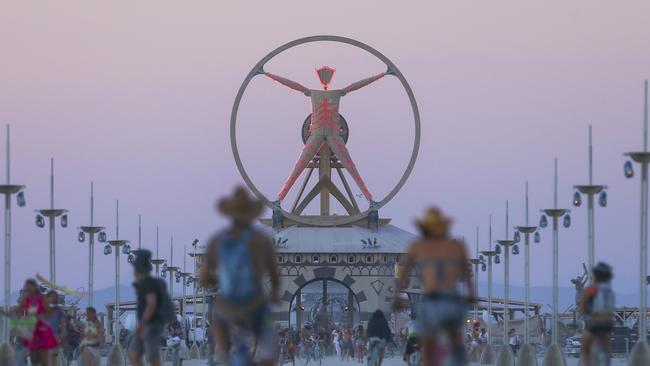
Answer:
[{"left": 129, "top": 323, "right": 163, "bottom": 360}]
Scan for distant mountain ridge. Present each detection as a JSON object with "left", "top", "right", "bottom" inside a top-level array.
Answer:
[{"left": 5, "top": 282, "right": 642, "bottom": 312}]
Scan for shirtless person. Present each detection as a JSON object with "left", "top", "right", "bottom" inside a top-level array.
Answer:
[{"left": 394, "top": 207, "right": 474, "bottom": 366}]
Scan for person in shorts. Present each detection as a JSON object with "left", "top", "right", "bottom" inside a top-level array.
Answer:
[
  {"left": 394, "top": 207, "right": 475, "bottom": 366},
  {"left": 128, "top": 249, "right": 170, "bottom": 366},
  {"left": 46, "top": 291, "right": 66, "bottom": 366},
  {"left": 580, "top": 262, "right": 615, "bottom": 365},
  {"left": 199, "top": 186, "right": 280, "bottom": 366},
  {"left": 79, "top": 307, "right": 103, "bottom": 366}
]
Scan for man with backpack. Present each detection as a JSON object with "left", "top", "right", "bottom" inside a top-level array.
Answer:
[
  {"left": 129, "top": 249, "right": 175, "bottom": 366},
  {"left": 580, "top": 262, "right": 616, "bottom": 365},
  {"left": 199, "top": 186, "right": 280, "bottom": 366}
]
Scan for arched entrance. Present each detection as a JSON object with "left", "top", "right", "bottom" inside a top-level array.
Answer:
[{"left": 289, "top": 278, "right": 361, "bottom": 331}]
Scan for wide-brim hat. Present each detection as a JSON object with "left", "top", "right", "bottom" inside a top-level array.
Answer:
[
  {"left": 217, "top": 186, "right": 264, "bottom": 222},
  {"left": 416, "top": 207, "right": 452, "bottom": 235}
]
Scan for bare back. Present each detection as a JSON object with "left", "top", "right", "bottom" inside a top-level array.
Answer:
[{"left": 403, "top": 238, "right": 470, "bottom": 293}]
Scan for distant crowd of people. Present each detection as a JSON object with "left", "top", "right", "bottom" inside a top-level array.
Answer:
[{"left": 5, "top": 186, "right": 618, "bottom": 366}]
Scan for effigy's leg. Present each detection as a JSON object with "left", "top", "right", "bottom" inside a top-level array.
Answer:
[
  {"left": 278, "top": 134, "right": 325, "bottom": 200},
  {"left": 327, "top": 135, "right": 373, "bottom": 202}
]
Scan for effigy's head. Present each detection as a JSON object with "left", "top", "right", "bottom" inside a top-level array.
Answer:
[{"left": 316, "top": 66, "right": 335, "bottom": 89}]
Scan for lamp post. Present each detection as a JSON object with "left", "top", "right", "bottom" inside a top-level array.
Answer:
[
  {"left": 163, "top": 236, "right": 180, "bottom": 308},
  {"left": 104, "top": 200, "right": 131, "bottom": 366},
  {"left": 496, "top": 201, "right": 516, "bottom": 366},
  {"left": 77, "top": 182, "right": 106, "bottom": 307},
  {"left": 625, "top": 80, "right": 650, "bottom": 364},
  {"left": 188, "top": 239, "right": 200, "bottom": 345},
  {"left": 469, "top": 227, "right": 484, "bottom": 321},
  {"left": 151, "top": 227, "right": 166, "bottom": 277},
  {"left": 179, "top": 244, "right": 194, "bottom": 319},
  {"left": 573, "top": 126, "right": 607, "bottom": 277},
  {"left": 515, "top": 182, "right": 538, "bottom": 366},
  {"left": 481, "top": 215, "right": 498, "bottom": 365},
  {"left": 540, "top": 158, "right": 571, "bottom": 366},
  {"left": 0, "top": 125, "right": 26, "bottom": 352},
  {"left": 35, "top": 158, "right": 68, "bottom": 284}
]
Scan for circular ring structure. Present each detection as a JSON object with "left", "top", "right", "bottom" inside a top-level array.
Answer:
[{"left": 230, "top": 35, "right": 421, "bottom": 226}]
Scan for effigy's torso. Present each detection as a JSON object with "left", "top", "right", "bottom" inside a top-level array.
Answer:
[{"left": 309, "top": 90, "right": 342, "bottom": 136}]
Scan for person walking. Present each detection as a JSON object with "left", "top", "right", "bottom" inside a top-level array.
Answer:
[
  {"left": 332, "top": 329, "right": 342, "bottom": 358},
  {"left": 508, "top": 328, "right": 520, "bottom": 356},
  {"left": 394, "top": 207, "right": 475, "bottom": 366},
  {"left": 15, "top": 279, "right": 58, "bottom": 366},
  {"left": 45, "top": 291, "right": 66, "bottom": 366},
  {"left": 354, "top": 325, "right": 366, "bottom": 363},
  {"left": 78, "top": 307, "right": 103, "bottom": 366},
  {"left": 128, "top": 249, "right": 174, "bottom": 366},
  {"left": 366, "top": 310, "right": 392, "bottom": 366},
  {"left": 199, "top": 186, "right": 280, "bottom": 366},
  {"left": 167, "top": 319, "right": 187, "bottom": 366},
  {"left": 579, "top": 262, "right": 616, "bottom": 365}
]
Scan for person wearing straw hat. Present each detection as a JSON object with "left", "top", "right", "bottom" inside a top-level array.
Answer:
[
  {"left": 200, "top": 186, "right": 280, "bottom": 366},
  {"left": 394, "top": 207, "right": 474, "bottom": 366}
]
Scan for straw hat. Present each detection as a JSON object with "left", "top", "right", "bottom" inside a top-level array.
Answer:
[
  {"left": 416, "top": 207, "right": 452, "bottom": 237},
  {"left": 217, "top": 186, "right": 264, "bottom": 222}
]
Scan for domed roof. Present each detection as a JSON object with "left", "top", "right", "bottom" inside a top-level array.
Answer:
[{"left": 259, "top": 223, "right": 417, "bottom": 254}]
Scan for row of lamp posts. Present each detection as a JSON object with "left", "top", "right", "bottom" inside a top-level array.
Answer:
[
  {"left": 0, "top": 124, "right": 204, "bottom": 365},
  {"left": 480, "top": 80, "right": 648, "bottom": 366}
]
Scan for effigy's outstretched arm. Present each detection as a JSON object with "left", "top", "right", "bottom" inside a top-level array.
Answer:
[
  {"left": 264, "top": 71, "right": 311, "bottom": 96},
  {"left": 341, "top": 72, "right": 387, "bottom": 95}
]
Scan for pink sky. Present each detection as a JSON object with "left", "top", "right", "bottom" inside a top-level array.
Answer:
[{"left": 1, "top": 1, "right": 649, "bottom": 297}]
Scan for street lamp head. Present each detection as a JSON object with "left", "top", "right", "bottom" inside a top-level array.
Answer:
[
  {"left": 573, "top": 192, "right": 582, "bottom": 207},
  {"left": 494, "top": 255, "right": 501, "bottom": 264},
  {"left": 534, "top": 231, "right": 541, "bottom": 243},
  {"left": 35, "top": 214, "right": 45, "bottom": 228},
  {"left": 539, "top": 214, "right": 548, "bottom": 228},
  {"left": 103, "top": 244, "right": 112, "bottom": 255},
  {"left": 481, "top": 263, "right": 487, "bottom": 272},
  {"left": 60, "top": 214, "right": 68, "bottom": 228},
  {"left": 121, "top": 244, "right": 131, "bottom": 255},
  {"left": 599, "top": 191, "right": 607, "bottom": 207},
  {"left": 563, "top": 214, "right": 571, "bottom": 228},
  {"left": 78, "top": 231, "right": 85, "bottom": 243},
  {"left": 127, "top": 253, "right": 135, "bottom": 264},
  {"left": 98, "top": 231, "right": 107, "bottom": 243},
  {"left": 495, "top": 244, "right": 502, "bottom": 255},
  {"left": 624, "top": 160, "right": 634, "bottom": 178},
  {"left": 175, "top": 271, "right": 181, "bottom": 283},
  {"left": 513, "top": 231, "right": 521, "bottom": 243},
  {"left": 17, "top": 191, "right": 26, "bottom": 207},
  {"left": 512, "top": 244, "right": 520, "bottom": 255}
]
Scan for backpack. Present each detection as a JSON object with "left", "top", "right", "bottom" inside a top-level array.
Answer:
[
  {"left": 590, "top": 283, "right": 615, "bottom": 315},
  {"left": 155, "top": 278, "right": 176, "bottom": 324},
  {"left": 217, "top": 229, "right": 258, "bottom": 303},
  {"left": 586, "top": 283, "right": 615, "bottom": 332}
]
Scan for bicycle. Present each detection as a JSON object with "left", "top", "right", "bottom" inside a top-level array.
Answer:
[
  {"left": 407, "top": 350, "right": 421, "bottom": 366},
  {"left": 367, "top": 338, "right": 383, "bottom": 366},
  {"left": 303, "top": 340, "right": 322, "bottom": 365},
  {"left": 166, "top": 337, "right": 185, "bottom": 366}
]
